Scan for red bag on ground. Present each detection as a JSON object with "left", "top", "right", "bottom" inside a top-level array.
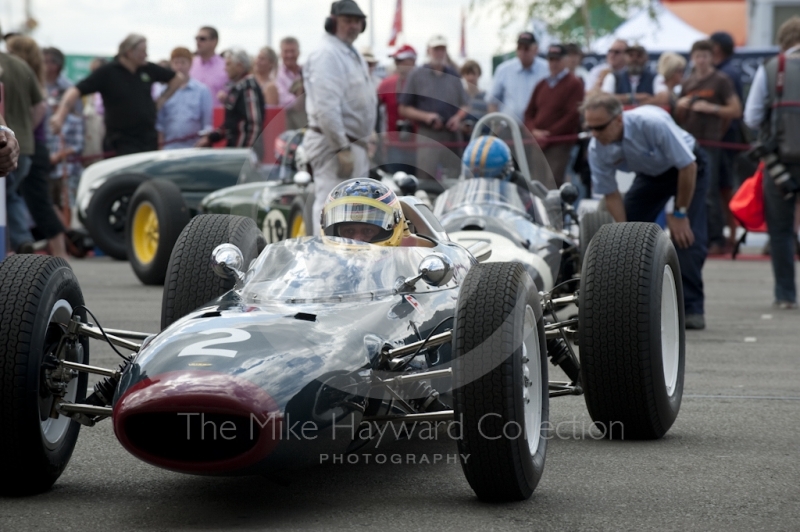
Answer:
[{"left": 729, "top": 162, "right": 767, "bottom": 233}]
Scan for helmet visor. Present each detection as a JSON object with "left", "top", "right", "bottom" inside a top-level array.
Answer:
[{"left": 322, "top": 197, "right": 397, "bottom": 241}]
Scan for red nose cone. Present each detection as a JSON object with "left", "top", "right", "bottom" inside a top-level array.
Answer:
[{"left": 113, "top": 371, "right": 282, "bottom": 474}]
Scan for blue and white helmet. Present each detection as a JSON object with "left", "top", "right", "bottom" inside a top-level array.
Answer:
[{"left": 462, "top": 135, "right": 514, "bottom": 180}]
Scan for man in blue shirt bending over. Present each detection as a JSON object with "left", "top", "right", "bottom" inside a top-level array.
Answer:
[{"left": 583, "top": 92, "right": 709, "bottom": 330}]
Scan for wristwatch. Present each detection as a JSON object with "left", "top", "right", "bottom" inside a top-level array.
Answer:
[
  {"left": 0, "top": 126, "right": 15, "bottom": 137},
  {"left": 672, "top": 206, "right": 688, "bottom": 219}
]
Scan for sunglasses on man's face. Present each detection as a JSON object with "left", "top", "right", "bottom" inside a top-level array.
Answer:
[{"left": 585, "top": 115, "right": 619, "bottom": 132}]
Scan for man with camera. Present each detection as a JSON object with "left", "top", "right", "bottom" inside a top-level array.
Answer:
[
  {"left": 744, "top": 16, "right": 800, "bottom": 309},
  {"left": 302, "top": 0, "right": 376, "bottom": 235}
]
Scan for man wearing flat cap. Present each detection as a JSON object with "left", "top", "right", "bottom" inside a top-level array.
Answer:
[
  {"left": 524, "top": 44, "right": 584, "bottom": 187},
  {"left": 303, "top": 0, "right": 377, "bottom": 234},
  {"left": 489, "top": 31, "right": 549, "bottom": 124}
]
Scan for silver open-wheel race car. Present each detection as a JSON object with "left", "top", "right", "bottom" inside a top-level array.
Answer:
[{"left": 0, "top": 116, "right": 685, "bottom": 503}]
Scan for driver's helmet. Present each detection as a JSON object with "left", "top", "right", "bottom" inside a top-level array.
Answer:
[
  {"left": 321, "top": 178, "right": 406, "bottom": 247},
  {"left": 462, "top": 135, "right": 514, "bottom": 180}
]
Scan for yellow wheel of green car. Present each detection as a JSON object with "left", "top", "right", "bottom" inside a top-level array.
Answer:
[
  {"left": 290, "top": 213, "right": 306, "bottom": 238},
  {"left": 132, "top": 201, "right": 159, "bottom": 265},
  {"left": 126, "top": 180, "right": 190, "bottom": 286}
]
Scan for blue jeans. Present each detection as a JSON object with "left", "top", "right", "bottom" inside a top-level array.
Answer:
[
  {"left": 763, "top": 163, "right": 799, "bottom": 304},
  {"left": 625, "top": 148, "right": 710, "bottom": 316},
  {"left": 6, "top": 155, "right": 34, "bottom": 251}
]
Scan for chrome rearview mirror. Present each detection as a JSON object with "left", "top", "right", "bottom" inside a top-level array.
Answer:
[
  {"left": 418, "top": 254, "right": 454, "bottom": 286},
  {"left": 211, "top": 243, "right": 245, "bottom": 282},
  {"left": 398, "top": 253, "right": 455, "bottom": 291}
]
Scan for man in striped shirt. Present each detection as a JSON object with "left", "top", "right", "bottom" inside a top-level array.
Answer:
[{"left": 198, "top": 49, "right": 264, "bottom": 148}]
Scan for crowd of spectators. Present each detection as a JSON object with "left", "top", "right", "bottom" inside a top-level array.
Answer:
[
  {"left": 0, "top": 25, "right": 309, "bottom": 256},
  {"left": 1, "top": 11, "right": 797, "bottom": 313}
]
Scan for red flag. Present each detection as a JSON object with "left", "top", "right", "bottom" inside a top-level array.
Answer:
[
  {"left": 460, "top": 9, "right": 467, "bottom": 58},
  {"left": 388, "top": 0, "right": 403, "bottom": 47}
]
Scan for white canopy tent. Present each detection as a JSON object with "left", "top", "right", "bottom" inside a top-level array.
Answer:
[{"left": 590, "top": 2, "right": 708, "bottom": 53}]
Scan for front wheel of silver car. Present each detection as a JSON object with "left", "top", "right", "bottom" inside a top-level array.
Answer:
[
  {"left": 579, "top": 222, "right": 685, "bottom": 440},
  {"left": 161, "top": 215, "right": 266, "bottom": 329},
  {"left": 453, "top": 262, "right": 549, "bottom": 502}
]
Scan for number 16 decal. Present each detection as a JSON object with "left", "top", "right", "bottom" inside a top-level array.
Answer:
[{"left": 178, "top": 328, "right": 251, "bottom": 358}]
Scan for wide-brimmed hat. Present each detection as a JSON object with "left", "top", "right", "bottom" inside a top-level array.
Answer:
[{"left": 360, "top": 47, "right": 378, "bottom": 64}]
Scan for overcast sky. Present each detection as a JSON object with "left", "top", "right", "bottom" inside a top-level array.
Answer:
[{"left": 1, "top": 0, "right": 528, "bottom": 87}]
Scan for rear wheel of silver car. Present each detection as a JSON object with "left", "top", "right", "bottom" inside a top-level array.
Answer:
[
  {"left": 579, "top": 209, "right": 614, "bottom": 261},
  {"left": 453, "top": 262, "right": 549, "bottom": 502},
  {"left": 579, "top": 222, "right": 685, "bottom": 440},
  {"left": 0, "top": 256, "right": 89, "bottom": 495},
  {"left": 161, "top": 214, "right": 266, "bottom": 329},
  {"left": 126, "top": 179, "right": 191, "bottom": 286}
]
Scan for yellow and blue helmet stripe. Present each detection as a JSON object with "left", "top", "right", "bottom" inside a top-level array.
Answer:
[{"left": 462, "top": 135, "right": 513, "bottom": 180}]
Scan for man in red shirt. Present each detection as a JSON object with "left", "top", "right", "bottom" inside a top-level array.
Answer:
[
  {"left": 377, "top": 44, "right": 417, "bottom": 174},
  {"left": 524, "top": 44, "right": 584, "bottom": 187}
]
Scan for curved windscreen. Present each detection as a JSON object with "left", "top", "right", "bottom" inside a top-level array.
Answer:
[
  {"left": 242, "top": 237, "right": 432, "bottom": 304},
  {"left": 433, "top": 178, "right": 536, "bottom": 219}
]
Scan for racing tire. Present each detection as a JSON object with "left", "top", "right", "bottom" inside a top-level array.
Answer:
[
  {"left": 579, "top": 222, "right": 685, "bottom": 440},
  {"left": 453, "top": 262, "right": 549, "bottom": 502},
  {"left": 579, "top": 209, "right": 615, "bottom": 261},
  {"left": 0, "top": 256, "right": 89, "bottom": 496},
  {"left": 288, "top": 197, "right": 308, "bottom": 239},
  {"left": 84, "top": 173, "right": 149, "bottom": 260},
  {"left": 126, "top": 179, "right": 191, "bottom": 286},
  {"left": 161, "top": 214, "right": 266, "bottom": 330}
]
